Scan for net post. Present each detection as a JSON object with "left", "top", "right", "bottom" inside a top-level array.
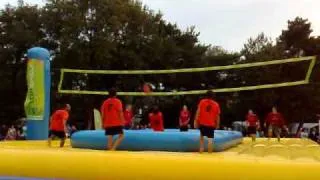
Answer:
[
  {"left": 305, "top": 56, "right": 317, "bottom": 82},
  {"left": 57, "top": 69, "right": 65, "bottom": 92}
]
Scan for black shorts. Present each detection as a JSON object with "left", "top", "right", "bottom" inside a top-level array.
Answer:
[
  {"left": 105, "top": 126, "right": 124, "bottom": 136},
  {"left": 268, "top": 125, "right": 281, "bottom": 137},
  {"left": 180, "top": 126, "right": 189, "bottom": 132},
  {"left": 49, "top": 130, "right": 66, "bottom": 139},
  {"left": 247, "top": 126, "right": 257, "bottom": 135},
  {"left": 199, "top": 125, "right": 215, "bottom": 138}
]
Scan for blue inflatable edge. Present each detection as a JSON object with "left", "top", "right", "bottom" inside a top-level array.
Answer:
[{"left": 71, "top": 129, "right": 243, "bottom": 152}]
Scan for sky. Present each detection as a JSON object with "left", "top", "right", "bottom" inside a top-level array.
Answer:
[{"left": 1, "top": 0, "right": 319, "bottom": 52}]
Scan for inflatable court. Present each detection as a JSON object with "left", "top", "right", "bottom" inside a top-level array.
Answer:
[
  {"left": 1, "top": 47, "right": 319, "bottom": 179},
  {"left": 1, "top": 138, "right": 320, "bottom": 180}
]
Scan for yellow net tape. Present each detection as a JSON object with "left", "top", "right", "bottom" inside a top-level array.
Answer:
[{"left": 58, "top": 56, "right": 316, "bottom": 96}]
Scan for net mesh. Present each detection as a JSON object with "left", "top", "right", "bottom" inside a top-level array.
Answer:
[{"left": 58, "top": 56, "right": 316, "bottom": 96}]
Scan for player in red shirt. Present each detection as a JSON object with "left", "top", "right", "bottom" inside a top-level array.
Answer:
[
  {"left": 101, "top": 88, "right": 125, "bottom": 150},
  {"left": 48, "top": 104, "right": 71, "bottom": 147},
  {"left": 148, "top": 106, "right": 164, "bottom": 132},
  {"left": 179, "top": 105, "right": 191, "bottom": 132},
  {"left": 124, "top": 104, "right": 134, "bottom": 129},
  {"left": 246, "top": 109, "right": 260, "bottom": 142},
  {"left": 264, "top": 106, "right": 287, "bottom": 142},
  {"left": 194, "top": 90, "right": 220, "bottom": 153}
]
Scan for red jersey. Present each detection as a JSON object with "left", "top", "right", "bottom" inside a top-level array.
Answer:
[
  {"left": 197, "top": 99, "right": 220, "bottom": 127},
  {"left": 101, "top": 97, "right": 123, "bottom": 128},
  {"left": 149, "top": 112, "right": 164, "bottom": 132},
  {"left": 124, "top": 109, "right": 133, "bottom": 126},
  {"left": 50, "top": 109, "right": 69, "bottom": 131},
  {"left": 265, "top": 112, "right": 285, "bottom": 126},
  {"left": 246, "top": 114, "right": 259, "bottom": 127},
  {"left": 179, "top": 110, "right": 190, "bottom": 126}
]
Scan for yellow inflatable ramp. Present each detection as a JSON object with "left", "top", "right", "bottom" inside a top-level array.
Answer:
[{"left": 0, "top": 138, "right": 319, "bottom": 180}]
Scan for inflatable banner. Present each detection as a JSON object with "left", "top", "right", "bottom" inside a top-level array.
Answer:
[
  {"left": 25, "top": 47, "right": 50, "bottom": 140},
  {"left": 24, "top": 59, "right": 45, "bottom": 120},
  {"left": 93, "top": 109, "right": 102, "bottom": 130}
]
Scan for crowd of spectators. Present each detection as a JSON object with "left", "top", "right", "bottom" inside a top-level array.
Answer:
[{"left": 0, "top": 121, "right": 26, "bottom": 141}]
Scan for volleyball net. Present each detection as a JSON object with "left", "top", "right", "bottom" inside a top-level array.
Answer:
[{"left": 58, "top": 56, "right": 316, "bottom": 96}]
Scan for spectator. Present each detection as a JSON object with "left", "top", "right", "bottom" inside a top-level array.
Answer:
[
  {"left": 179, "top": 105, "right": 191, "bottom": 132},
  {"left": 16, "top": 124, "right": 26, "bottom": 140},
  {"left": 308, "top": 128, "right": 318, "bottom": 142},
  {"left": 22, "top": 124, "right": 27, "bottom": 139},
  {"left": 132, "top": 108, "right": 143, "bottom": 130},
  {"left": 256, "top": 131, "right": 260, "bottom": 138},
  {"left": 5, "top": 125, "right": 17, "bottom": 140},
  {"left": 148, "top": 106, "right": 164, "bottom": 132},
  {"left": 300, "top": 128, "right": 309, "bottom": 138},
  {"left": 124, "top": 104, "right": 134, "bottom": 130},
  {"left": 67, "top": 124, "right": 77, "bottom": 137},
  {"left": 296, "top": 127, "right": 303, "bottom": 138},
  {"left": 0, "top": 125, "right": 8, "bottom": 140}
]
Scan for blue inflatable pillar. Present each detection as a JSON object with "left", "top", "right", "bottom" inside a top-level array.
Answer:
[{"left": 24, "top": 47, "right": 51, "bottom": 140}]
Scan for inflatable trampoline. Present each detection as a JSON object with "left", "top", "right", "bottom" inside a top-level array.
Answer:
[
  {"left": 71, "top": 129, "right": 242, "bottom": 152},
  {"left": 3, "top": 48, "right": 318, "bottom": 179},
  {"left": 0, "top": 138, "right": 320, "bottom": 180}
]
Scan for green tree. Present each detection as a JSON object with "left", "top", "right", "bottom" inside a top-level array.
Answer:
[
  {"left": 237, "top": 17, "right": 320, "bottom": 125},
  {"left": 242, "top": 32, "right": 284, "bottom": 61},
  {"left": 40, "top": 0, "right": 209, "bottom": 128},
  {"left": 0, "top": 3, "right": 44, "bottom": 123},
  {"left": 278, "top": 17, "right": 313, "bottom": 57}
]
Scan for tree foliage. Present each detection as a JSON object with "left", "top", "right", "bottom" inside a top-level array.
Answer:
[
  {"left": 238, "top": 17, "right": 320, "bottom": 124},
  {"left": 0, "top": 3, "right": 44, "bottom": 123}
]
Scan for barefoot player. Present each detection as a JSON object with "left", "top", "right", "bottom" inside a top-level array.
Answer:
[
  {"left": 48, "top": 104, "right": 71, "bottom": 147},
  {"left": 265, "top": 106, "right": 286, "bottom": 142},
  {"left": 101, "top": 88, "right": 125, "bottom": 150},
  {"left": 194, "top": 90, "right": 220, "bottom": 153},
  {"left": 246, "top": 109, "right": 260, "bottom": 142},
  {"left": 148, "top": 106, "right": 164, "bottom": 132},
  {"left": 179, "top": 105, "right": 191, "bottom": 132}
]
